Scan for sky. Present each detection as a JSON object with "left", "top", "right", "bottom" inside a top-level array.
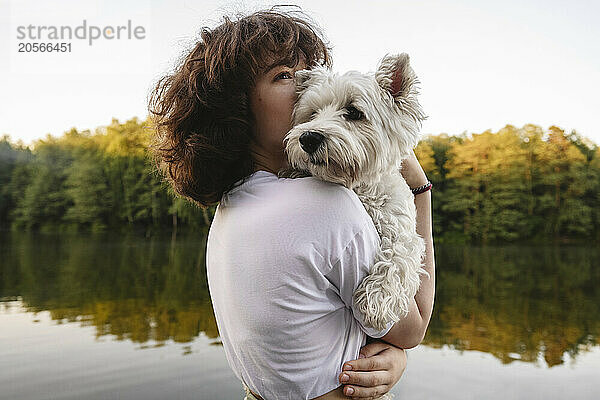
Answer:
[{"left": 0, "top": 0, "right": 598, "bottom": 146}]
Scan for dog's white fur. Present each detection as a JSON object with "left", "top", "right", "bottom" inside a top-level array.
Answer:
[{"left": 279, "top": 53, "right": 429, "bottom": 330}]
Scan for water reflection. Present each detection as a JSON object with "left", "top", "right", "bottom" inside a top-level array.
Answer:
[
  {"left": 425, "top": 245, "right": 599, "bottom": 367},
  {"left": 1, "top": 231, "right": 598, "bottom": 367},
  {"left": 0, "top": 230, "right": 218, "bottom": 344}
]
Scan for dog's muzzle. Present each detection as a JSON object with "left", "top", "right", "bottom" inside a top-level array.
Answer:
[{"left": 299, "top": 131, "right": 325, "bottom": 154}]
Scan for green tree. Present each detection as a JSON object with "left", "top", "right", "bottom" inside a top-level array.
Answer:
[
  {"left": 11, "top": 137, "right": 74, "bottom": 231},
  {"left": 1, "top": 136, "right": 33, "bottom": 228},
  {"left": 63, "top": 150, "right": 112, "bottom": 231},
  {"left": 533, "top": 126, "right": 590, "bottom": 238}
]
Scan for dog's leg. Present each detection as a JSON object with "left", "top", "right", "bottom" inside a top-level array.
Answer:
[{"left": 353, "top": 172, "right": 426, "bottom": 330}]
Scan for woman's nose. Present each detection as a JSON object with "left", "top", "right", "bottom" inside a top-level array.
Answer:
[{"left": 299, "top": 131, "right": 325, "bottom": 154}]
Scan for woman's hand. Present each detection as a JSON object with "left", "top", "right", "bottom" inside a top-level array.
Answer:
[
  {"left": 338, "top": 340, "right": 407, "bottom": 399},
  {"left": 400, "top": 150, "right": 428, "bottom": 188}
]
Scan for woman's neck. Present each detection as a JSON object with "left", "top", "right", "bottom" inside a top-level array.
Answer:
[{"left": 250, "top": 143, "right": 288, "bottom": 174}]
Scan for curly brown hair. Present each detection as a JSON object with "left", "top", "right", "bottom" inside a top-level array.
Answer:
[{"left": 147, "top": 7, "right": 332, "bottom": 207}]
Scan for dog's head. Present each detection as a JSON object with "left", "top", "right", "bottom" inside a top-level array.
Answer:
[{"left": 283, "top": 53, "right": 427, "bottom": 188}]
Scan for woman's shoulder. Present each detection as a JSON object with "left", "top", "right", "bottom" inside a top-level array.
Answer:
[
  {"left": 223, "top": 171, "right": 372, "bottom": 233},
  {"left": 282, "top": 175, "right": 359, "bottom": 204},
  {"left": 278, "top": 176, "right": 372, "bottom": 231}
]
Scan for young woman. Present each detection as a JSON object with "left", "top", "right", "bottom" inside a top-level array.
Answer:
[{"left": 148, "top": 8, "right": 434, "bottom": 399}]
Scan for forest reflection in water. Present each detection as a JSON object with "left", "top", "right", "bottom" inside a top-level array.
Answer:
[{"left": 0, "top": 230, "right": 598, "bottom": 369}]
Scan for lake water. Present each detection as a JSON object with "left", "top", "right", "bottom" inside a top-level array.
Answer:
[{"left": 0, "top": 231, "right": 598, "bottom": 400}]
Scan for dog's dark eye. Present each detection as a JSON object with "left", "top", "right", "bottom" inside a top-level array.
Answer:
[{"left": 345, "top": 106, "right": 364, "bottom": 121}]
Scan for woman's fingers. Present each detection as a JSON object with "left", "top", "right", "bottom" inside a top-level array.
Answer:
[
  {"left": 343, "top": 351, "right": 387, "bottom": 372},
  {"left": 344, "top": 385, "right": 389, "bottom": 400},
  {"left": 357, "top": 341, "right": 391, "bottom": 359},
  {"left": 339, "top": 370, "right": 389, "bottom": 388},
  {"left": 340, "top": 342, "right": 406, "bottom": 398},
  {"left": 340, "top": 378, "right": 389, "bottom": 399}
]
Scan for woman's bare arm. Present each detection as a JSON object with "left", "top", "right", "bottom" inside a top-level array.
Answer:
[{"left": 380, "top": 152, "right": 436, "bottom": 349}]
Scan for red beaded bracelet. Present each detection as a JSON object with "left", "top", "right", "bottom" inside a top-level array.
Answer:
[{"left": 411, "top": 181, "right": 433, "bottom": 195}]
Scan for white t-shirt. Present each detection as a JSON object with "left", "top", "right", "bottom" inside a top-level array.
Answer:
[{"left": 206, "top": 170, "right": 393, "bottom": 400}]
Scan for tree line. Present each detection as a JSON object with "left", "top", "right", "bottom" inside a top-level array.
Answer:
[
  {"left": 0, "top": 117, "right": 210, "bottom": 234},
  {"left": 414, "top": 124, "right": 599, "bottom": 242},
  {"left": 1, "top": 118, "right": 598, "bottom": 242}
]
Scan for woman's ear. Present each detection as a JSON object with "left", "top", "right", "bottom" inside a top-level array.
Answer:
[{"left": 375, "top": 53, "right": 419, "bottom": 100}]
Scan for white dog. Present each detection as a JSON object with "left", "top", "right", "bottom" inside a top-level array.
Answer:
[{"left": 279, "top": 53, "right": 429, "bottom": 330}]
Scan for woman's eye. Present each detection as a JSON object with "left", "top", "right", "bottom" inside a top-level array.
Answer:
[
  {"left": 344, "top": 106, "right": 364, "bottom": 121},
  {"left": 275, "top": 71, "right": 293, "bottom": 80}
]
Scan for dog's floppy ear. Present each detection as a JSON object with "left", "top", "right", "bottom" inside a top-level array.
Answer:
[{"left": 375, "top": 53, "right": 419, "bottom": 100}]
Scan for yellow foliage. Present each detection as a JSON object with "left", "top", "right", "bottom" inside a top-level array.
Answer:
[
  {"left": 99, "top": 117, "right": 151, "bottom": 158},
  {"left": 445, "top": 126, "right": 529, "bottom": 180}
]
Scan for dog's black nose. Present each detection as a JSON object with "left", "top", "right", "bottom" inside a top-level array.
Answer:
[{"left": 299, "top": 131, "right": 325, "bottom": 154}]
